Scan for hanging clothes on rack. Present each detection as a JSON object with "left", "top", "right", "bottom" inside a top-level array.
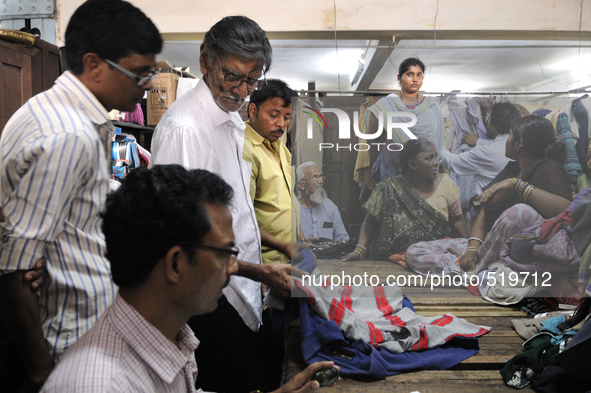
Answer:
[
  {"left": 533, "top": 108, "right": 552, "bottom": 117},
  {"left": 443, "top": 98, "right": 481, "bottom": 210},
  {"left": 439, "top": 96, "right": 456, "bottom": 151},
  {"left": 572, "top": 98, "right": 589, "bottom": 161},
  {"left": 353, "top": 97, "right": 376, "bottom": 185},
  {"left": 467, "top": 98, "right": 488, "bottom": 140},
  {"left": 293, "top": 98, "right": 323, "bottom": 168},
  {"left": 555, "top": 113, "right": 583, "bottom": 179}
]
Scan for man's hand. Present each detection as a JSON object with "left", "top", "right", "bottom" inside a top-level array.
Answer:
[
  {"left": 263, "top": 263, "right": 293, "bottom": 298},
  {"left": 271, "top": 361, "right": 339, "bottom": 393},
  {"left": 261, "top": 264, "right": 310, "bottom": 298},
  {"left": 289, "top": 242, "right": 311, "bottom": 264},
  {"left": 23, "top": 257, "right": 46, "bottom": 297},
  {"left": 236, "top": 260, "right": 312, "bottom": 298},
  {"left": 462, "top": 133, "right": 478, "bottom": 147}
]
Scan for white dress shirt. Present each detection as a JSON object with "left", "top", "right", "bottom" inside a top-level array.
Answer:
[
  {"left": 151, "top": 79, "right": 263, "bottom": 331},
  {"left": 439, "top": 133, "right": 513, "bottom": 196}
]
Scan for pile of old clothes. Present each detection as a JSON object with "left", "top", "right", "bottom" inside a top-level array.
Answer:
[{"left": 503, "top": 308, "right": 591, "bottom": 391}]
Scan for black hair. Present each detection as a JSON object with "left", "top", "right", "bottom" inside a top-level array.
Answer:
[
  {"left": 101, "top": 165, "right": 233, "bottom": 288},
  {"left": 65, "top": 0, "right": 162, "bottom": 74},
  {"left": 400, "top": 138, "right": 435, "bottom": 176},
  {"left": 203, "top": 15, "right": 272, "bottom": 73},
  {"left": 490, "top": 102, "right": 522, "bottom": 135},
  {"left": 398, "top": 57, "right": 426, "bottom": 77},
  {"left": 511, "top": 115, "right": 566, "bottom": 164},
  {"left": 248, "top": 79, "right": 297, "bottom": 118}
]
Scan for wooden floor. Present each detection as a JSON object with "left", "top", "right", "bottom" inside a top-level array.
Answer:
[{"left": 283, "top": 259, "right": 535, "bottom": 392}]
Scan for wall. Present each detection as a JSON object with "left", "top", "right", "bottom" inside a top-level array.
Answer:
[{"left": 55, "top": 0, "right": 591, "bottom": 46}]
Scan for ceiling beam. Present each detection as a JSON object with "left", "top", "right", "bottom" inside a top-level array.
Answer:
[
  {"left": 352, "top": 39, "right": 395, "bottom": 92},
  {"left": 162, "top": 30, "right": 591, "bottom": 42}
]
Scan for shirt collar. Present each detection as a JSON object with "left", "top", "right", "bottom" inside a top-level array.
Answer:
[
  {"left": 55, "top": 71, "right": 112, "bottom": 127},
  {"left": 110, "top": 294, "right": 199, "bottom": 384},
  {"left": 495, "top": 133, "right": 510, "bottom": 141},
  {"left": 245, "top": 122, "right": 265, "bottom": 145},
  {"left": 245, "top": 121, "right": 282, "bottom": 151},
  {"left": 197, "top": 78, "right": 245, "bottom": 132}
]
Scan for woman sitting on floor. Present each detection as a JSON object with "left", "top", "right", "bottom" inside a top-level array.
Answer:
[
  {"left": 406, "top": 115, "right": 572, "bottom": 276},
  {"left": 342, "top": 138, "right": 469, "bottom": 262}
]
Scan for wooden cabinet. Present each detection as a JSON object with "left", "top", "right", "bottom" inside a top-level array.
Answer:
[
  {"left": 0, "top": 37, "right": 60, "bottom": 392},
  {"left": 0, "top": 37, "right": 60, "bottom": 133}
]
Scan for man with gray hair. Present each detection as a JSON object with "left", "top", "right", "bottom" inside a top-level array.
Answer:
[
  {"left": 151, "top": 16, "right": 291, "bottom": 393},
  {"left": 297, "top": 162, "right": 349, "bottom": 242}
]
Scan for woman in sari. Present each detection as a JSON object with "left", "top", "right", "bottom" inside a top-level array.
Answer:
[
  {"left": 407, "top": 115, "right": 572, "bottom": 276},
  {"left": 342, "top": 139, "right": 469, "bottom": 262},
  {"left": 360, "top": 58, "right": 444, "bottom": 197}
]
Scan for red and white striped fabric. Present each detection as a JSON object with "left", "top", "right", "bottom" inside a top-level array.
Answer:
[{"left": 294, "top": 279, "right": 490, "bottom": 353}]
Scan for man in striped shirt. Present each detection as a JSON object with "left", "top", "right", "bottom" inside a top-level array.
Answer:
[{"left": 0, "top": 0, "right": 162, "bottom": 390}]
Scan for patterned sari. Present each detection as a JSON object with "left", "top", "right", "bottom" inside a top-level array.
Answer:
[{"left": 364, "top": 177, "right": 450, "bottom": 259}]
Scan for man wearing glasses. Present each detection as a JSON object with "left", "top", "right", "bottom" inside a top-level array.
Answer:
[
  {"left": 0, "top": 0, "right": 162, "bottom": 390},
  {"left": 41, "top": 165, "right": 337, "bottom": 392},
  {"left": 296, "top": 162, "right": 350, "bottom": 242},
  {"left": 151, "top": 16, "right": 295, "bottom": 393}
]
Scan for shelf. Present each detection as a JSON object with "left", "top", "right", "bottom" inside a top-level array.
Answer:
[{"left": 113, "top": 121, "right": 154, "bottom": 149}]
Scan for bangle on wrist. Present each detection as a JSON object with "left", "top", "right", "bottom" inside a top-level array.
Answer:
[
  {"left": 523, "top": 184, "right": 535, "bottom": 201},
  {"left": 468, "top": 237, "right": 483, "bottom": 245},
  {"left": 354, "top": 243, "right": 367, "bottom": 259},
  {"left": 465, "top": 246, "right": 479, "bottom": 253},
  {"left": 516, "top": 180, "right": 529, "bottom": 198}
]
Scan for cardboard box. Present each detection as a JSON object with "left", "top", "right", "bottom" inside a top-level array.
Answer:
[
  {"left": 147, "top": 62, "right": 181, "bottom": 126},
  {"left": 147, "top": 61, "right": 197, "bottom": 126}
]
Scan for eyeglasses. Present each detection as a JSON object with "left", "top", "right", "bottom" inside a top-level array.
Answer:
[
  {"left": 105, "top": 59, "right": 160, "bottom": 87},
  {"left": 308, "top": 175, "right": 326, "bottom": 182},
  {"left": 217, "top": 58, "right": 266, "bottom": 91},
  {"left": 183, "top": 243, "right": 240, "bottom": 263}
]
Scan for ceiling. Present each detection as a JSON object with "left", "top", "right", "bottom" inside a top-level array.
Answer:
[{"left": 158, "top": 38, "right": 591, "bottom": 97}]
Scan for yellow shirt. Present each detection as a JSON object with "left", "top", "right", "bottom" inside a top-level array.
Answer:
[{"left": 243, "top": 122, "right": 298, "bottom": 264}]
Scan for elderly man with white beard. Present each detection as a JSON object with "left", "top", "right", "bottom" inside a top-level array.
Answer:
[{"left": 296, "top": 162, "right": 349, "bottom": 242}]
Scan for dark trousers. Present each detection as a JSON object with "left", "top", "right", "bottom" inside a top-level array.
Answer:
[
  {"left": 0, "top": 320, "right": 25, "bottom": 393},
  {"left": 188, "top": 295, "right": 284, "bottom": 393}
]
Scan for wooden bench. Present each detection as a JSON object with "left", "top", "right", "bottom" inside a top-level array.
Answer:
[{"left": 283, "top": 259, "right": 535, "bottom": 392}]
